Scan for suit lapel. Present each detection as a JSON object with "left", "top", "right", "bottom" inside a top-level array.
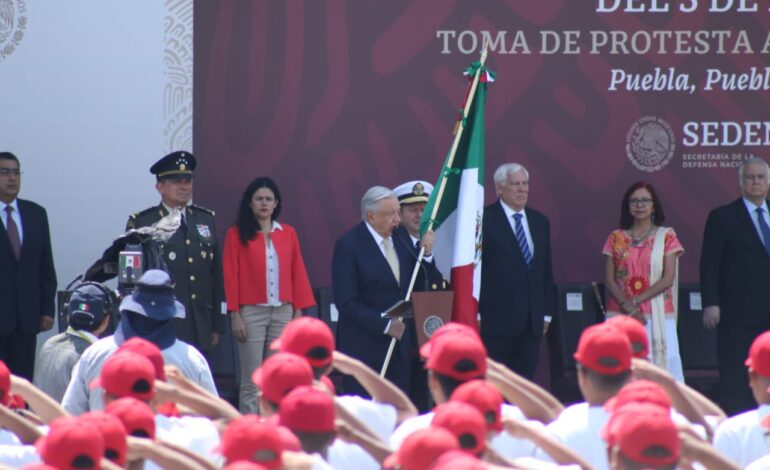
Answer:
[
  {"left": 734, "top": 198, "right": 770, "bottom": 254},
  {"left": 492, "top": 201, "right": 525, "bottom": 264}
]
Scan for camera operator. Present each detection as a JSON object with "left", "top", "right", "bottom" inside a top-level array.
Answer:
[{"left": 33, "top": 283, "right": 113, "bottom": 402}]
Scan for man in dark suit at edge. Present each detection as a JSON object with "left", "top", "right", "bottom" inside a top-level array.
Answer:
[
  {"left": 0, "top": 152, "right": 57, "bottom": 381},
  {"left": 701, "top": 157, "right": 770, "bottom": 415},
  {"left": 332, "top": 186, "right": 431, "bottom": 397},
  {"left": 479, "top": 162, "right": 555, "bottom": 379}
]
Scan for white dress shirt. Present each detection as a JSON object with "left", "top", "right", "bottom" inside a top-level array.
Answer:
[{"left": 0, "top": 199, "right": 23, "bottom": 243}]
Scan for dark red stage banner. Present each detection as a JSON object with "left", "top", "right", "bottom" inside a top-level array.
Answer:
[{"left": 194, "top": 0, "right": 770, "bottom": 287}]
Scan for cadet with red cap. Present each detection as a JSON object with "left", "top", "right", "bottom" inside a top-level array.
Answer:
[
  {"left": 383, "top": 426, "right": 459, "bottom": 470},
  {"left": 37, "top": 416, "right": 105, "bottom": 470},
  {"left": 536, "top": 323, "right": 633, "bottom": 469},
  {"left": 279, "top": 385, "right": 380, "bottom": 470},
  {"left": 432, "top": 401, "right": 488, "bottom": 456},
  {"left": 714, "top": 330, "right": 770, "bottom": 466},
  {"left": 603, "top": 403, "right": 680, "bottom": 470},
  {"left": 275, "top": 316, "right": 416, "bottom": 441},
  {"left": 390, "top": 328, "right": 489, "bottom": 448},
  {"left": 392, "top": 328, "right": 551, "bottom": 463},
  {"left": 79, "top": 411, "right": 129, "bottom": 467},
  {"left": 252, "top": 351, "right": 314, "bottom": 415},
  {"left": 216, "top": 416, "right": 287, "bottom": 469}
]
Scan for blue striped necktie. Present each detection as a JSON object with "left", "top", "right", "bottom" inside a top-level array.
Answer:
[
  {"left": 513, "top": 213, "right": 533, "bottom": 267},
  {"left": 756, "top": 208, "right": 770, "bottom": 256}
]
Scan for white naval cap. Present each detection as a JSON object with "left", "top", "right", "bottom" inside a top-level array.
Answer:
[{"left": 393, "top": 180, "right": 433, "bottom": 205}]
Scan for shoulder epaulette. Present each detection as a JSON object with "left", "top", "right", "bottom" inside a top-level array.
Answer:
[
  {"left": 190, "top": 204, "right": 215, "bottom": 217},
  {"left": 130, "top": 206, "right": 158, "bottom": 219}
]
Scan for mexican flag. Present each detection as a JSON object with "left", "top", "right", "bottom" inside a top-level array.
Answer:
[{"left": 420, "top": 61, "right": 492, "bottom": 329}]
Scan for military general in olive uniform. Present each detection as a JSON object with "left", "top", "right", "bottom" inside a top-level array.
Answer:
[{"left": 126, "top": 151, "right": 226, "bottom": 355}]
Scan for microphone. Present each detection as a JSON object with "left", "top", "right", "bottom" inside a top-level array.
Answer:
[{"left": 395, "top": 227, "right": 430, "bottom": 292}]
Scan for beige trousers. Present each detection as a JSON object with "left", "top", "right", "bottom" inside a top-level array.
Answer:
[{"left": 237, "top": 303, "right": 293, "bottom": 413}]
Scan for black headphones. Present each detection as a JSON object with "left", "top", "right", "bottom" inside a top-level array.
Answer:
[{"left": 63, "top": 281, "right": 119, "bottom": 323}]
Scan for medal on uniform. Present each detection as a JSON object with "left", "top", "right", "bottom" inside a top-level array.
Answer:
[
  {"left": 196, "top": 224, "right": 211, "bottom": 238},
  {"left": 169, "top": 252, "right": 176, "bottom": 261}
]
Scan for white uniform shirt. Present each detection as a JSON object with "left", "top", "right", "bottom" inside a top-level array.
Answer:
[
  {"left": 336, "top": 395, "right": 397, "bottom": 443},
  {"left": 144, "top": 415, "right": 222, "bottom": 470},
  {"left": 62, "top": 336, "right": 217, "bottom": 414},
  {"left": 747, "top": 453, "right": 770, "bottom": 470},
  {"left": 537, "top": 403, "right": 610, "bottom": 470},
  {"left": 327, "top": 439, "right": 379, "bottom": 470},
  {"left": 0, "top": 444, "right": 39, "bottom": 467},
  {"left": 714, "top": 405, "right": 770, "bottom": 467},
  {"left": 390, "top": 404, "right": 543, "bottom": 459}
]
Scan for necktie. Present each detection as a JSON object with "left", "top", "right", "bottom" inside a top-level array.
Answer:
[
  {"left": 383, "top": 238, "right": 400, "bottom": 283},
  {"left": 5, "top": 206, "right": 21, "bottom": 260},
  {"left": 179, "top": 210, "right": 188, "bottom": 234},
  {"left": 513, "top": 213, "right": 533, "bottom": 267},
  {"left": 756, "top": 208, "right": 770, "bottom": 256},
  {"left": 414, "top": 239, "right": 420, "bottom": 251}
]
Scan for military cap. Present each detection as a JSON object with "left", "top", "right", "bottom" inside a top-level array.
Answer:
[
  {"left": 394, "top": 180, "right": 433, "bottom": 205},
  {"left": 150, "top": 151, "right": 196, "bottom": 180}
]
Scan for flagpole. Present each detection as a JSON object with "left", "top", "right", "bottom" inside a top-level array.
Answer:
[{"left": 380, "top": 48, "right": 489, "bottom": 378}]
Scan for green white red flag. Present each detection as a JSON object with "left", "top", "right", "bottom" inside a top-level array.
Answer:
[{"left": 421, "top": 61, "right": 493, "bottom": 328}]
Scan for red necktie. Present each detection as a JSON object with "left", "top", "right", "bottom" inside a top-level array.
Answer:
[{"left": 5, "top": 206, "right": 21, "bottom": 259}]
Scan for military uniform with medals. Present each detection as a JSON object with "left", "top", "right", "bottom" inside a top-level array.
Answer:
[{"left": 126, "top": 152, "right": 225, "bottom": 353}]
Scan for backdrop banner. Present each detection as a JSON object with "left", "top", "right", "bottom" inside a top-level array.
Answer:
[{"left": 194, "top": 1, "right": 770, "bottom": 287}]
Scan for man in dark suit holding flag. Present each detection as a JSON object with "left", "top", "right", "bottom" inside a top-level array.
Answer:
[
  {"left": 479, "top": 162, "right": 555, "bottom": 379},
  {"left": 332, "top": 186, "right": 424, "bottom": 396},
  {"left": 0, "top": 152, "right": 57, "bottom": 381}
]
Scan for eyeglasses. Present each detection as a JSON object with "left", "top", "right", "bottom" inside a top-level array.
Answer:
[
  {"left": 0, "top": 169, "right": 21, "bottom": 177},
  {"left": 629, "top": 198, "right": 652, "bottom": 206}
]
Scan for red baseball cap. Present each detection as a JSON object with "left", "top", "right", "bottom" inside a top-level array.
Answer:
[
  {"left": 116, "top": 337, "right": 166, "bottom": 380},
  {"left": 609, "top": 405, "right": 680, "bottom": 466},
  {"left": 431, "top": 401, "right": 487, "bottom": 456},
  {"left": 279, "top": 386, "right": 335, "bottom": 433},
  {"left": 271, "top": 317, "right": 335, "bottom": 368},
  {"left": 383, "top": 426, "right": 459, "bottom": 470},
  {"left": 105, "top": 397, "right": 157, "bottom": 440},
  {"left": 80, "top": 411, "right": 129, "bottom": 466},
  {"left": 605, "top": 379, "right": 672, "bottom": 413},
  {"left": 429, "top": 449, "right": 486, "bottom": 470},
  {"left": 746, "top": 331, "right": 770, "bottom": 377},
  {"left": 605, "top": 315, "right": 649, "bottom": 359},
  {"left": 602, "top": 402, "right": 669, "bottom": 448},
  {"left": 217, "top": 416, "right": 284, "bottom": 469},
  {"left": 0, "top": 360, "right": 10, "bottom": 406},
  {"left": 90, "top": 352, "right": 156, "bottom": 401},
  {"left": 426, "top": 334, "right": 487, "bottom": 381},
  {"left": 252, "top": 352, "right": 314, "bottom": 404},
  {"left": 277, "top": 425, "right": 302, "bottom": 452},
  {"left": 449, "top": 379, "right": 503, "bottom": 432},
  {"left": 37, "top": 417, "right": 105, "bottom": 470},
  {"left": 574, "top": 324, "right": 632, "bottom": 375},
  {"left": 419, "top": 322, "right": 480, "bottom": 359},
  {"left": 223, "top": 462, "right": 269, "bottom": 470}
]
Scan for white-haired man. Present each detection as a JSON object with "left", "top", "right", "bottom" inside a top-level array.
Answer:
[{"left": 332, "top": 186, "right": 423, "bottom": 397}]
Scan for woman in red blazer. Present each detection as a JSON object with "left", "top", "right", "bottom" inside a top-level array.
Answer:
[{"left": 223, "top": 177, "right": 315, "bottom": 413}]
